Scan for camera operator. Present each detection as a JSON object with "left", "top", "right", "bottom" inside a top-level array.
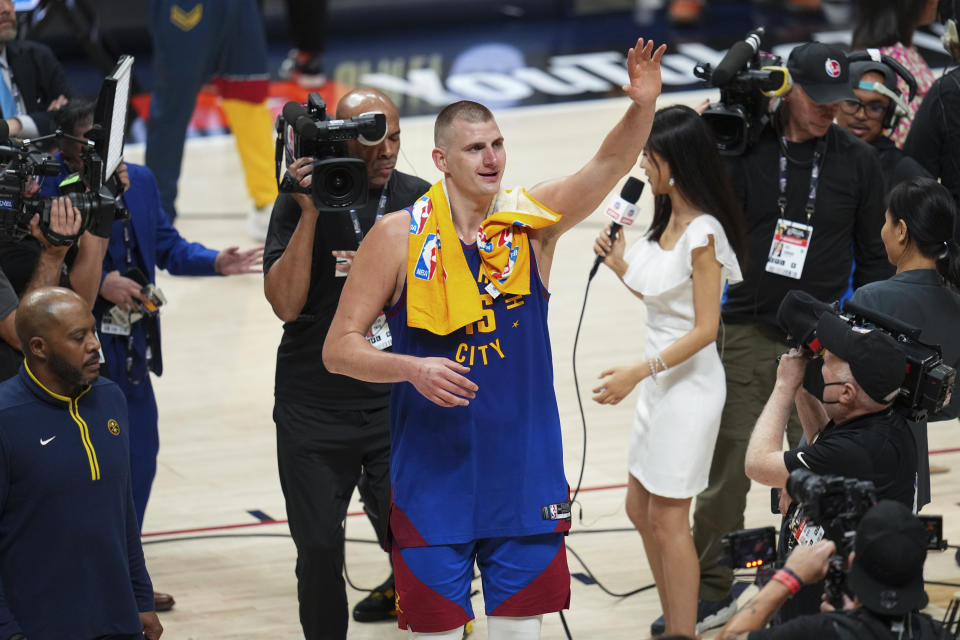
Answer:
[
  {"left": 744, "top": 312, "right": 916, "bottom": 508},
  {"left": 848, "top": 177, "right": 960, "bottom": 510},
  {"left": 0, "top": 197, "right": 88, "bottom": 379},
  {"left": 0, "top": 0, "right": 70, "bottom": 139},
  {"left": 903, "top": 0, "right": 960, "bottom": 208},
  {"left": 263, "top": 88, "right": 429, "bottom": 639},
  {"left": 688, "top": 41, "right": 893, "bottom": 633},
  {"left": 717, "top": 500, "right": 940, "bottom": 639},
  {"left": 835, "top": 59, "right": 931, "bottom": 192}
]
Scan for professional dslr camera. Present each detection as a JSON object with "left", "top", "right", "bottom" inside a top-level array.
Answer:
[
  {"left": 785, "top": 469, "right": 876, "bottom": 608},
  {"left": 693, "top": 28, "right": 791, "bottom": 156},
  {"left": 0, "top": 56, "right": 133, "bottom": 245},
  {"left": 721, "top": 471, "right": 875, "bottom": 608},
  {"left": 275, "top": 92, "right": 387, "bottom": 213},
  {"left": 777, "top": 290, "right": 956, "bottom": 422}
]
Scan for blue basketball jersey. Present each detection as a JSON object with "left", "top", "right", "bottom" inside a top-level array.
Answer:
[{"left": 386, "top": 241, "right": 570, "bottom": 547}]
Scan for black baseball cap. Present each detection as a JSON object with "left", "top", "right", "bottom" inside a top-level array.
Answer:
[
  {"left": 787, "top": 42, "right": 858, "bottom": 104},
  {"left": 849, "top": 59, "right": 899, "bottom": 94},
  {"left": 816, "top": 312, "right": 906, "bottom": 404},
  {"left": 849, "top": 500, "right": 929, "bottom": 615}
]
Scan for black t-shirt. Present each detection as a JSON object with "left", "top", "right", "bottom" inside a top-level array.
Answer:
[
  {"left": 871, "top": 136, "right": 931, "bottom": 194},
  {"left": 264, "top": 170, "right": 430, "bottom": 409},
  {"left": 750, "top": 610, "right": 941, "bottom": 640},
  {"left": 723, "top": 122, "right": 892, "bottom": 331},
  {"left": 903, "top": 67, "right": 960, "bottom": 208},
  {"left": 783, "top": 409, "right": 917, "bottom": 508}
]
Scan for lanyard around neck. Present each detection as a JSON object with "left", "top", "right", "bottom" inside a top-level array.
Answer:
[
  {"left": 778, "top": 135, "right": 828, "bottom": 225},
  {"left": 348, "top": 176, "right": 391, "bottom": 247}
]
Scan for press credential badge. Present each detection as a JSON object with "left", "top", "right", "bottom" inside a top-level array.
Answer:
[{"left": 765, "top": 218, "right": 813, "bottom": 280}]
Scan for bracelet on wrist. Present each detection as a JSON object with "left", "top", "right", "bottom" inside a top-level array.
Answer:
[
  {"left": 656, "top": 355, "right": 668, "bottom": 372},
  {"left": 772, "top": 567, "right": 804, "bottom": 596}
]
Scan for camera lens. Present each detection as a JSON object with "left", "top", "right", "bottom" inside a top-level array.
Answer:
[
  {"left": 325, "top": 168, "right": 354, "bottom": 200},
  {"left": 311, "top": 157, "right": 368, "bottom": 211}
]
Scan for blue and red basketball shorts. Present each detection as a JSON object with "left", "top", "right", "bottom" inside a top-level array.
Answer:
[{"left": 391, "top": 532, "right": 570, "bottom": 633}]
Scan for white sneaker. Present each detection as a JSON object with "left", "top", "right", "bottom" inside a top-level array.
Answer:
[
  {"left": 695, "top": 595, "right": 738, "bottom": 634},
  {"left": 246, "top": 202, "right": 271, "bottom": 242}
]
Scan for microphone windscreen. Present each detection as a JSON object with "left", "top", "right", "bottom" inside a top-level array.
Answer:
[
  {"left": 620, "top": 176, "right": 645, "bottom": 203},
  {"left": 0, "top": 119, "right": 8, "bottom": 141},
  {"left": 776, "top": 290, "right": 834, "bottom": 348},
  {"left": 712, "top": 40, "right": 757, "bottom": 86},
  {"left": 282, "top": 101, "right": 309, "bottom": 125}
]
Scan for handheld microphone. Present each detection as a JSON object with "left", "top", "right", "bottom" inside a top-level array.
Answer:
[
  {"left": 711, "top": 28, "right": 764, "bottom": 87},
  {"left": 589, "top": 176, "right": 645, "bottom": 280}
]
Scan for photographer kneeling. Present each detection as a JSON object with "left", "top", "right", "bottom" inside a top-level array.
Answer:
[
  {"left": 717, "top": 500, "right": 940, "bottom": 639},
  {"left": 744, "top": 311, "right": 916, "bottom": 509}
]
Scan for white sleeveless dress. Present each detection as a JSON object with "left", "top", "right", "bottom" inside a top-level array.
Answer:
[{"left": 621, "top": 214, "right": 742, "bottom": 499}]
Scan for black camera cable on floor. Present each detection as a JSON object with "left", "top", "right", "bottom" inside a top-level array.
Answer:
[{"left": 557, "top": 263, "right": 663, "bottom": 638}]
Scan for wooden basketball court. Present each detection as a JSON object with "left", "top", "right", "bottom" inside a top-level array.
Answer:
[{"left": 120, "top": 89, "right": 960, "bottom": 638}]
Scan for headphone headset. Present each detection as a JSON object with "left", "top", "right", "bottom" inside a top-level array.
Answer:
[{"left": 846, "top": 49, "right": 918, "bottom": 130}]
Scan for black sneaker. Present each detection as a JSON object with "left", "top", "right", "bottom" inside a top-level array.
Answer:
[
  {"left": 649, "top": 581, "right": 749, "bottom": 636},
  {"left": 352, "top": 576, "right": 397, "bottom": 622}
]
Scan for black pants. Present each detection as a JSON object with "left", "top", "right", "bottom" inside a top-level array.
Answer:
[
  {"left": 275, "top": 400, "right": 392, "bottom": 640},
  {"left": 283, "top": 0, "right": 328, "bottom": 53}
]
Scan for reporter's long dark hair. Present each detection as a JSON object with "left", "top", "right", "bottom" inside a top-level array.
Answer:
[
  {"left": 852, "top": 0, "right": 929, "bottom": 48},
  {"left": 887, "top": 176, "right": 960, "bottom": 289},
  {"left": 644, "top": 104, "right": 747, "bottom": 264}
]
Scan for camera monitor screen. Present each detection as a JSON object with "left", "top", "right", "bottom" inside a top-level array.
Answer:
[{"left": 93, "top": 55, "right": 134, "bottom": 185}]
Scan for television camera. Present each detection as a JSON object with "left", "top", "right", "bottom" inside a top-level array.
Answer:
[
  {"left": 777, "top": 290, "right": 956, "bottom": 422},
  {"left": 0, "top": 55, "right": 134, "bottom": 245},
  {"left": 693, "top": 28, "right": 791, "bottom": 155},
  {"left": 275, "top": 92, "right": 386, "bottom": 213}
]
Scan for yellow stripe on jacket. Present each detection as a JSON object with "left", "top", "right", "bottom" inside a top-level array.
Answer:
[{"left": 405, "top": 180, "right": 560, "bottom": 335}]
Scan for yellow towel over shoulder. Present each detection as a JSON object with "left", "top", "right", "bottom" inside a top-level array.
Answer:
[{"left": 405, "top": 181, "right": 561, "bottom": 335}]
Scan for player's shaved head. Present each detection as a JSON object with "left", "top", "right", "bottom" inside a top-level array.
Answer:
[
  {"left": 434, "top": 100, "right": 495, "bottom": 148},
  {"left": 336, "top": 88, "right": 398, "bottom": 120},
  {"left": 16, "top": 287, "right": 85, "bottom": 354}
]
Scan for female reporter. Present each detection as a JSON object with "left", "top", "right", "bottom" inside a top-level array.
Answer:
[
  {"left": 850, "top": 176, "right": 960, "bottom": 509},
  {"left": 592, "top": 104, "right": 745, "bottom": 637}
]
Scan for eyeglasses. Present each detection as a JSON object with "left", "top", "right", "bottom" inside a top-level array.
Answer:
[{"left": 839, "top": 99, "right": 887, "bottom": 119}]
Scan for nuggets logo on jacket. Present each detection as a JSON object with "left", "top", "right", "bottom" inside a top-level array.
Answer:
[
  {"left": 415, "top": 233, "right": 440, "bottom": 281},
  {"left": 409, "top": 198, "right": 433, "bottom": 235},
  {"left": 107, "top": 419, "right": 120, "bottom": 436},
  {"left": 170, "top": 4, "right": 203, "bottom": 31},
  {"left": 824, "top": 58, "right": 841, "bottom": 78}
]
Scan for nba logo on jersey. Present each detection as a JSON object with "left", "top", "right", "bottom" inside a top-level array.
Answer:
[
  {"left": 415, "top": 233, "right": 440, "bottom": 281},
  {"left": 477, "top": 227, "right": 494, "bottom": 253},
  {"left": 409, "top": 197, "right": 433, "bottom": 235}
]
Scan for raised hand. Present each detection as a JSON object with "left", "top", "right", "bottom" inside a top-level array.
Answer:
[
  {"left": 621, "top": 38, "right": 667, "bottom": 108},
  {"left": 215, "top": 246, "right": 264, "bottom": 275}
]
